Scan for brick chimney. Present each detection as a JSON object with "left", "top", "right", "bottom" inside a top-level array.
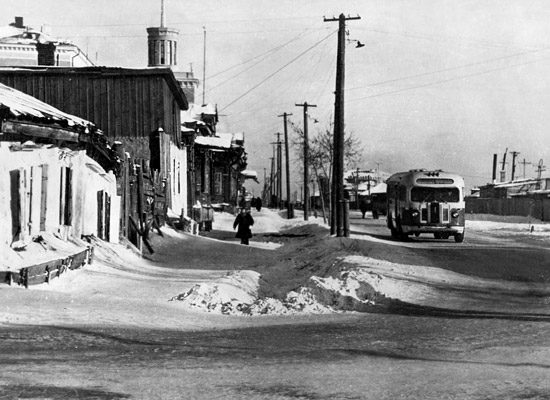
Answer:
[{"left": 13, "top": 17, "right": 24, "bottom": 28}]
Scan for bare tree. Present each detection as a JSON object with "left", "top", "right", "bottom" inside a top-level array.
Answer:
[{"left": 290, "top": 120, "right": 363, "bottom": 222}]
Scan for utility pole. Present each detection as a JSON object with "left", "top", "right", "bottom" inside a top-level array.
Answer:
[
  {"left": 296, "top": 102, "right": 317, "bottom": 221},
  {"left": 500, "top": 147, "right": 508, "bottom": 182},
  {"left": 536, "top": 159, "right": 546, "bottom": 189},
  {"left": 269, "top": 155, "right": 275, "bottom": 207},
  {"left": 202, "top": 26, "right": 206, "bottom": 105},
  {"left": 510, "top": 151, "right": 520, "bottom": 181},
  {"left": 324, "top": 13, "right": 361, "bottom": 237},
  {"left": 278, "top": 112, "right": 293, "bottom": 219},
  {"left": 519, "top": 158, "right": 531, "bottom": 179},
  {"left": 272, "top": 132, "right": 283, "bottom": 209},
  {"left": 355, "top": 167, "right": 360, "bottom": 210},
  {"left": 263, "top": 167, "right": 268, "bottom": 203}
]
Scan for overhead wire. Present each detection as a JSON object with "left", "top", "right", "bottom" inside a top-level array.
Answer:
[
  {"left": 347, "top": 46, "right": 550, "bottom": 93},
  {"left": 219, "top": 29, "right": 337, "bottom": 113},
  {"left": 346, "top": 54, "right": 550, "bottom": 103},
  {"left": 204, "top": 24, "right": 320, "bottom": 96}
]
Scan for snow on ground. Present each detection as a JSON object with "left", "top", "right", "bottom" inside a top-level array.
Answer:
[
  {"left": 466, "top": 219, "right": 550, "bottom": 236},
  {"left": 170, "top": 212, "right": 550, "bottom": 316},
  {"left": 3, "top": 209, "right": 550, "bottom": 325},
  {"left": 213, "top": 207, "right": 323, "bottom": 234}
]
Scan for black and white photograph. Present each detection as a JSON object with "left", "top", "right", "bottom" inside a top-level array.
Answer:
[{"left": 1, "top": 1, "right": 550, "bottom": 399}]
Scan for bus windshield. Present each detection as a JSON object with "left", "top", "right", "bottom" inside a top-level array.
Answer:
[{"left": 410, "top": 187, "right": 460, "bottom": 203}]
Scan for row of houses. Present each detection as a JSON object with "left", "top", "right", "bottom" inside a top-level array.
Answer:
[
  {"left": 0, "top": 65, "right": 252, "bottom": 252},
  {"left": 0, "top": 18, "right": 255, "bottom": 282}
]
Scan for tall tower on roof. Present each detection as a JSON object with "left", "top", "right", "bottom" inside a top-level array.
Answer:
[
  {"left": 146, "top": 0, "right": 178, "bottom": 68},
  {"left": 147, "top": 0, "right": 199, "bottom": 102}
]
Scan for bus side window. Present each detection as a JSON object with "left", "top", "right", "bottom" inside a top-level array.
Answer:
[
  {"left": 399, "top": 185, "right": 407, "bottom": 202},
  {"left": 387, "top": 184, "right": 396, "bottom": 199}
]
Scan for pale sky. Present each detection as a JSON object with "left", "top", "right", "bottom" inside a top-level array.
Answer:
[{"left": 4, "top": 0, "right": 550, "bottom": 194}]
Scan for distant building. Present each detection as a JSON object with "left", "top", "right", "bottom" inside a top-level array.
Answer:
[
  {"left": 478, "top": 178, "right": 550, "bottom": 198},
  {"left": 0, "top": 17, "right": 93, "bottom": 67},
  {"left": 146, "top": 2, "right": 199, "bottom": 103}
]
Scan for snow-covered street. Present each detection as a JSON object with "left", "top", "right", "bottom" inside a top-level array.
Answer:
[
  {"left": 2, "top": 208, "right": 550, "bottom": 327},
  {"left": 2, "top": 208, "right": 550, "bottom": 399}
]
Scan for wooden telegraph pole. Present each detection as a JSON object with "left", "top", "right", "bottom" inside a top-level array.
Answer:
[
  {"left": 295, "top": 102, "right": 317, "bottom": 221},
  {"left": 272, "top": 132, "right": 283, "bottom": 208},
  {"left": 324, "top": 13, "right": 361, "bottom": 237},
  {"left": 278, "top": 112, "right": 293, "bottom": 219}
]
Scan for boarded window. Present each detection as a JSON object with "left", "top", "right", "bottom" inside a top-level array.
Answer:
[
  {"left": 40, "top": 164, "right": 49, "bottom": 231},
  {"left": 214, "top": 171, "right": 222, "bottom": 195},
  {"left": 96, "top": 190, "right": 112, "bottom": 241},
  {"left": 59, "top": 167, "right": 72, "bottom": 226},
  {"left": 9, "top": 169, "right": 21, "bottom": 242}
]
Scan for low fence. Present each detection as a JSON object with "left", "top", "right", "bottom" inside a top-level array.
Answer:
[
  {"left": 2, "top": 246, "right": 93, "bottom": 288},
  {"left": 466, "top": 197, "right": 550, "bottom": 221}
]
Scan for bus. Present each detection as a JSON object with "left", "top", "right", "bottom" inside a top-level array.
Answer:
[{"left": 386, "top": 169, "right": 465, "bottom": 242}]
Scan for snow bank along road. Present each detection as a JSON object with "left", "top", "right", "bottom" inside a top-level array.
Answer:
[
  {"left": 1, "top": 208, "right": 550, "bottom": 331},
  {"left": 180, "top": 210, "right": 550, "bottom": 318}
]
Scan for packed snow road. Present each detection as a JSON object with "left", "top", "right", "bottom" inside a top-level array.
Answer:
[{"left": 1, "top": 208, "right": 550, "bottom": 399}]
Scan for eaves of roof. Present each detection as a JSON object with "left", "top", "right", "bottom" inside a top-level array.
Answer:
[{"left": 0, "top": 66, "right": 189, "bottom": 110}]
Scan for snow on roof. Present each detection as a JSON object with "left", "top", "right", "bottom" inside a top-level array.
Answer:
[
  {"left": 241, "top": 169, "right": 258, "bottom": 179},
  {"left": 370, "top": 182, "right": 387, "bottom": 194},
  {"left": 0, "top": 23, "right": 54, "bottom": 44},
  {"left": 233, "top": 132, "right": 244, "bottom": 142},
  {"left": 194, "top": 132, "right": 244, "bottom": 149},
  {"left": 0, "top": 25, "right": 23, "bottom": 40},
  {"left": 183, "top": 103, "right": 216, "bottom": 119},
  {"left": 194, "top": 134, "right": 232, "bottom": 149},
  {"left": 0, "top": 82, "right": 93, "bottom": 129}
]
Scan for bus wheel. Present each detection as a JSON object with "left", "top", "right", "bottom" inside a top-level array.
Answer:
[
  {"left": 434, "top": 232, "right": 442, "bottom": 239},
  {"left": 414, "top": 232, "right": 420, "bottom": 237},
  {"left": 396, "top": 220, "right": 408, "bottom": 241},
  {"left": 454, "top": 232, "right": 465, "bottom": 243}
]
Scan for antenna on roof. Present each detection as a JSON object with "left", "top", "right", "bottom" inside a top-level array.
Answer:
[{"left": 160, "top": 0, "right": 166, "bottom": 28}]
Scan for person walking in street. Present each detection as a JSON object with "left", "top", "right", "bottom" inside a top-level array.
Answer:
[
  {"left": 255, "top": 197, "right": 262, "bottom": 212},
  {"left": 233, "top": 208, "right": 254, "bottom": 245},
  {"left": 359, "top": 198, "right": 369, "bottom": 219}
]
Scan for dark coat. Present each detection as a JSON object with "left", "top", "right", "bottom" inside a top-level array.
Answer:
[
  {"left": 255, "top": 197, "right": 262, "bottom": 211},
  {"left": 233, "top": 213, "right": 254, "bottom": 239}
]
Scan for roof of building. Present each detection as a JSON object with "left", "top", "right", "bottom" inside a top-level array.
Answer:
[
  {"left": 0, "top": 82, "right": 93, "bottom": 128},
  {"left": 0, "top": 82, "right": 120, "bottom": 172},
  {"left": 194, "top": 132, "right": 243, "bottom": 150},
  {"left": 0, "top": 23, "right": 54, "bottom": 44},
  {"left": 0, "top": 66, "right": 189, "bottom": 110},
  {"left": 194, "top": 133, "right": 232, "bottom": 149}
]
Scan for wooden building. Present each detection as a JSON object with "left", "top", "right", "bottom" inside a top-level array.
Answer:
[{"left": 0, "top": 66, "right": 189, "bottom": 249}]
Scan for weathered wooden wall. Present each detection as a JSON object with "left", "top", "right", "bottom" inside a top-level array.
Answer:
[
  {"left": 466, "top": 197, "right": 550, "bottom": 221},
  {"left": 0, "top": 72, "right": 182, "bottom": 158}
]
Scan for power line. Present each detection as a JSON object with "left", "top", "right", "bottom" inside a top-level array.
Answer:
[
  {"left": 204, "top": 25, "right": 319, "bottom": 94},
  {"left": 346, "top": 54, "right": 550, "bottom": 103},
  {"left": 51, "top": 16, "right": 322, "bottom": 29},
  {"left": 347, "top": 46, "right": 550, "bottom": 93},
  {"left": 219, "top": 30, "right": 336, "bottom": 113}
]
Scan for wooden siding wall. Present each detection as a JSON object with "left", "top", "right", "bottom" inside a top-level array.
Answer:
[
  {"left": 466, "top": 197, "right": 550, "bottom": 222},
  {"left": 0, "top": 73, "right": 182, "bottom": 159}
]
